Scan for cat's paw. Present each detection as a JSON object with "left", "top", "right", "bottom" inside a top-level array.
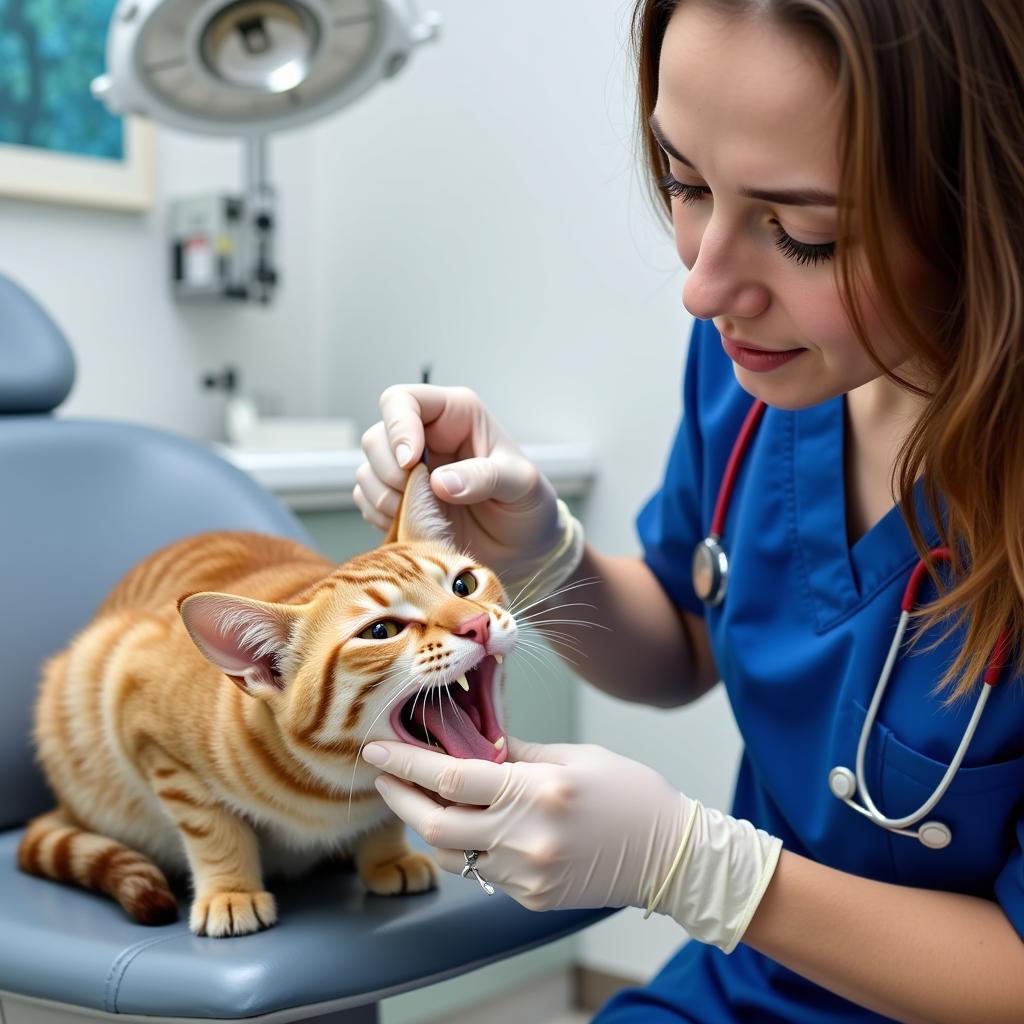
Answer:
[
  {"left": 189, "top": 890, "right": 277, "bottom": 937},
  {"left": 362, "top": 851, "right": 440, "bottom": 895}
]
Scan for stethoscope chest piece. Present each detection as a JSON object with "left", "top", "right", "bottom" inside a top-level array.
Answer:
[
  {"left": 692, "top": 398, "right": 767, "bottom": 610},
  {"left": 917, "top": 822, "right": 953, "bottom": 850},
  {"left": 693, "top": 535, "right": 728, "bottom": 607}
]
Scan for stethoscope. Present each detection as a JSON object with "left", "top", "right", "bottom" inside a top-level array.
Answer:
[{"left": 692, "top": 399, "right": 1011, "bottom": 850}]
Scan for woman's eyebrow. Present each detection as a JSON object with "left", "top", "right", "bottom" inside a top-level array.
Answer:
[{"left": 648, "top": 114, "right": 837, "bottom": 208}]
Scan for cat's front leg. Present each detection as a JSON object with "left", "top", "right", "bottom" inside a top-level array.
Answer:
[
  {"left": 355, "top": 814, "right": 439, "bottom": 895},
  {"left": 142, "top": 751, "right": 277, "bottom": 936}
]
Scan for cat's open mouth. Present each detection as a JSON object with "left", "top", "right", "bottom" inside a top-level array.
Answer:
[{"left": 389, "top": 654, "right": 507, "bottom": 764}]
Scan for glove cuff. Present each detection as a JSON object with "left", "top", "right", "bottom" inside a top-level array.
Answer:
[
  {"left": 504, "top": 499, "right": 585, "bottom": 604},
  {"left": 652, "top": 802, "right": 782, "bottom": 954},
  {"left": 644, "top": 797, "right": 702, "bottom": 919}
]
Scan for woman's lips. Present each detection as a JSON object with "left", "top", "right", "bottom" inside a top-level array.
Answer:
[{"left": 721, "top": 336, "right": 805, "bottom": 373}]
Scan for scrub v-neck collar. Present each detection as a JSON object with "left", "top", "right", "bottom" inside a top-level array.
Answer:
[{"left": 789, "top": 395, "right": 939, "bottom": 633}]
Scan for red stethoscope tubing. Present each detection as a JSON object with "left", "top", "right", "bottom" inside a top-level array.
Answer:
[
  {"left": 901, "top": 551, "right": 1011, "bottom": 684},
  {"left": 703, "top": 397, "right": 1013, "bottom": 847},
  {"left": 709, "top": 400, "right": 1011, "bottom": 681},
  {"left": 709, "top": 399, "right": 767, "bottom": 538}
]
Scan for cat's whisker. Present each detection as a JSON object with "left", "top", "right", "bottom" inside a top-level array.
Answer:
[
  {"left": 515, "top": 616, "right": 609, "bottom": 636},
  {"left": 349, "top": 666, "right": 427, "bottom": 774},
  {"left": 507, "top": 651, "right": 548, "bottom": 692},
  {"left": 507, "top": 577, "right": 601, "bottom": 617},
  {"left": 512, "top": 636, "right": 565, "bottom": 661},
  {"left": 377, "top": 669, "right": 420, "bottom": 723},
  {"left": 502, "top": 564, "right": 549, "bottom": 614},
  {"left": 515, "top": 634, "right": 586, "bottom": 666},
  {"left": 435, "top": 685, "right": 447, "bottom": 747},
  {"left": 505, "top": 652, "right": 547, "bottom": 686},
  {"left": 518, "top": 620, "right": 590, "bottom": 645},
  {"left": 443, "top": 680, "right": 462, "bottom": 727},
  {"left": 348, "top": 668, "right": 438, "bottom": 815},
  {"left": 406, "top": 674, "right": 433, "bottom": 736},
  {"left": 349, "top": 667, "right": 420, "bottom": 817},
  {"left": 515, "top": 625, "right": 589, "bottom": 661},
  {"left": 504, "top": 571, "right": 600, "bottom": 615},
  {"left": 523, "top": 633, "right": 586, "bottom": 657},
  {"left": 513, "top": 602, "right": 606, "bottom": 624},
  {"left": 507, "top": 640, "right": 569, "bottom": 679},
  {"left": 514, "top": 601, "right": 601, "bottom": 619},
  {"left": 524, "top": 614, "right": 581, "bottom": 638}
]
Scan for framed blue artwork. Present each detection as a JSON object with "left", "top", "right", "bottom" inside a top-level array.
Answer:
[{"left": 0, "top": 0, "right": 153, "bottom": 209}]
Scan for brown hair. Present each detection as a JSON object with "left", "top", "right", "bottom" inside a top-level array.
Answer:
[{"left": 634, "top": 0, "right": 1024, "bottom": 700}]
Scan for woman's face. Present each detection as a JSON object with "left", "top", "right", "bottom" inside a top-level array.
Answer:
[{"left": 655, "top": 2, "right": 938, "bottom": 409}]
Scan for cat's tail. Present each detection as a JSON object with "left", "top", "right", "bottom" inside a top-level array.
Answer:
[{"left": 17, "top": 808, "right": 179, "bottom": 925}]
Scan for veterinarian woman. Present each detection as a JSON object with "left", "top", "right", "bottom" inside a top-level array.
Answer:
[{"left": 354, "top": 2, "right": 1024, "bottom": 1020}]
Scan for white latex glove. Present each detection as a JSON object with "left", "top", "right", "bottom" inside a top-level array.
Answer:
[
  {"left": 355, "top": 384, "right": 583, "bottom": 599},
  {"left": 363, "top": 737, "right": 782, "bottom": 953}
]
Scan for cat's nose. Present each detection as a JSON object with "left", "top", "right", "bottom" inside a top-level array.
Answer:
[{"left": 455, "top": 613, "right": 489, "bottom": 647}]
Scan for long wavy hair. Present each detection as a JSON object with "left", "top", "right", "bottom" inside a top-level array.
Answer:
[{"left": 633, "top": 0, "right": 1024, "bottom": 700}]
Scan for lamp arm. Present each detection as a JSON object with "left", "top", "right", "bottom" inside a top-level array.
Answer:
[{"left": 244, "top": 135, "right": 277, "bottom": 305}]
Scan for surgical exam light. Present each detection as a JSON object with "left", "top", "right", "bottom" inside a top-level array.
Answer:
[{"left": 92, "top": 0, "right": 439, "bottom": 303}]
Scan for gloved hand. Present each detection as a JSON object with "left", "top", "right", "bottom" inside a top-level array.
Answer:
[
  {"left": 356, "top": 384, "right": 583, "bottom": 600},
  {"left": 363, "top": 737, "right": 782, "bottom": 953}
]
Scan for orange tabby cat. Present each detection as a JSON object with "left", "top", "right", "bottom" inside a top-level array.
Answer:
[{"left": 18, "top": 464, "right": 515, "bottom": 937}]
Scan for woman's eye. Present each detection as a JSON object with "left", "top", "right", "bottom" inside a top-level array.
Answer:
[
  {"left": 772, "top": 225, "right": 835, "bottom": 266},
  {"left": 359, "top": 620, "right": 402, "bottom": 641},
  {"left": 657, "top": 172, "right": 709, "bottom": 206},
  {"left": 453, "top": 571, "right": 479, "bottom": 597},
  {"left": 659, "top": 169, "right": 836, "bottom": 269}
]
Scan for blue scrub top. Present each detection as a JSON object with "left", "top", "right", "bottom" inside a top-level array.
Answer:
[{"left": 597, "top": 318, "right": 1024, "bottom": 1024}]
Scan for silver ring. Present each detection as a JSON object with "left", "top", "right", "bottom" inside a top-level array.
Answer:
[{"left": 461, "top": 849, "right": 495, "bottom": 895}]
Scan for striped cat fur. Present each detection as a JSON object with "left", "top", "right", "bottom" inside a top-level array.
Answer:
[{"left": 18, "top": 464, "right": 517, "bottom": 937}]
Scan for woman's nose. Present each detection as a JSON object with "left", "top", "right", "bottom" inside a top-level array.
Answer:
[{"left": 681, "top": 222, "right": 770, "bottom": 322}]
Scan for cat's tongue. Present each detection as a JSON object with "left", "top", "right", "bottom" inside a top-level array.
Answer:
[{"left": 410, "top": 700, "right": 499, "bottom": 761}]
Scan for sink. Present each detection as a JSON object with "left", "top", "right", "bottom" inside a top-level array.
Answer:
[{"left": 225, "top": 396, "right": 357, "bottom": 452}]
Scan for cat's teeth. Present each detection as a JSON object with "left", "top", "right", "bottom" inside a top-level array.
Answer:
[
  {"left": 494, "top": 736, "right": 506, "bottom": 750},
  {"left": 456, "top": 674, "right": 470, "bottom": 692},
  {"left": 494, "top": 654, "right": 503, "bottom": 665}
]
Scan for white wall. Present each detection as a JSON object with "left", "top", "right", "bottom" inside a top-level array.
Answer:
[
  {"left": 0, "top": 126, "right": 323, "bottom": 439},
  {"left": 310, "top": 0, "right": 744, "bottom": 982},
  {"left": 0, "top": 0, "right": 743, "bottom": 986}
]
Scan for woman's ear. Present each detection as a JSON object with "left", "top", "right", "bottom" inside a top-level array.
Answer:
[
  {"left": 386, "top": 462, "right": 455, "bottom": 546},
  {"left": 178, "top": 592, "right": 302, "bottom": 698}
]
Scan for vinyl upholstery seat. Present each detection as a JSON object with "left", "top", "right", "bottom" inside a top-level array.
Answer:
[{"left": 0, "top": 273, "right": 605, "bottom": 1024}]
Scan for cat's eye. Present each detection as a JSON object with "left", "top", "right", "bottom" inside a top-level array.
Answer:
[
  {"left": 453, "top": 571, "right": 478, "bottom": 598},
  {"left": 359, "top": 620, "right": 403, "bottom": 641}
]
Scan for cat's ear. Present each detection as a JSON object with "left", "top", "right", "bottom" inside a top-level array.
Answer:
[
  {"left": 386, "top": 462, "right": 456, "bottom": 546},
  {"left": 178, "top": 592, "right": 302, "bottom": 698}
]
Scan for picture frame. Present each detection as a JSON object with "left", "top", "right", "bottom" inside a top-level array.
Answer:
[
  {"left": 0, "top": 119, "right": 155, "bottom": 211},
  {"left": 0, "top": 1, "right": 155, "bottom": 212}
]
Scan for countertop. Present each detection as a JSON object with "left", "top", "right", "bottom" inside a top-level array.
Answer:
[{"left": 217, "top": 443, "right": 598, "bottom": 511}]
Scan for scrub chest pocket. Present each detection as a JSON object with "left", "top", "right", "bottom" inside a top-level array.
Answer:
[{"left": 838, "top": 699, "right": 1024, "bottom": 893}]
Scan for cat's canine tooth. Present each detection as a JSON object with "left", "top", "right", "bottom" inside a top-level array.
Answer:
[
  {"left": 494, "top": 736, "right": 506, "bottom": 750},
  {"left": 457, "top": 674, "right": 470, "bottom": 692},
  {"left": 494, "top": 654, "right": 503, "bottom": 665}
]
